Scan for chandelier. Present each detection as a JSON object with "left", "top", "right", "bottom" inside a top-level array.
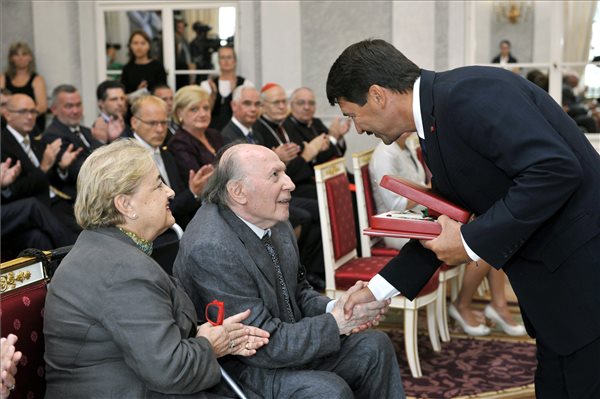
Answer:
[{"left": 494, "top": 1, "right": 532, "bottom": 24}]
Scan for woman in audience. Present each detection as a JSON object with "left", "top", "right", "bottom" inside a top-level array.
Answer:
[
  {"left": 0, "top": 42, "right": 47, "bottom": 131},
  {"left": 43, "top": 139, "right": 269, "bottom": 398},
  {"left": 370, "top": 133, "right": 525, "bottom": 336},
  {"left": 120, "top": 30, "right": 167, "bottom": 96},
  {"left": 168, "top": 86, "right": 223, "bottom": 183}
]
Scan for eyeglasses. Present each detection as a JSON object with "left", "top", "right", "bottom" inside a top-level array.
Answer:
[
  {"left": 7, "top": 108, "right": 39, "bottom": 116},
  {"left": 241, "top": 100, "right": 262, "bottom": 107},
  {"left": 293, "top": 100, "right": 316, "bottom": 107},
  {"left": 264, "top": 99, "right": 287, "bottom": 107},
  {"left": 135, "top": 116, "right": 168, "bottom": 128}
]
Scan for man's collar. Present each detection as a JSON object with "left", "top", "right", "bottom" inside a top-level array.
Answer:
[
  {"left": 54, "top": 117, "right": 80, "bottom": 131},
  {"left": 231, "top": 116, "right": 251, "bottom": 136},
  {"left": 412, "top": 76, "right": 425, "bottom": 140},
  {"left": 6, "top": 124, "right": 27, "bottom": 144},
  {"left": 133, "top": 132, "right": 160, "bottom": 154},
  {"left": 235, "top": 214, "right": 270, "bottom": 238}
]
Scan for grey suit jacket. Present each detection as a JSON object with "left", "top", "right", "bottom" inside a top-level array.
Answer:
[
  {"left": 43, "top": 227, "right": 222, "bottom": 398},
  {"left": 173, "top": 204, "right": 341, "bottom": 397}
]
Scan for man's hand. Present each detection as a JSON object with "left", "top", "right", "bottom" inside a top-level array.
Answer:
[
  {"left": 107, "top": 116, "right": 125, "bottom": 143},
  {"left": 300, "top": 134, "right": 328, "bottom": 162},
  {"left": 0, "top": 158, "right": 21, "bottom": 188},
  {"left": 40, "top": 138, "right": 62, "bottom": 173},
  {"left": 188, "top": 164, "right": 215, "bottom": 197},
  {"left": 58, "top": 144, "right": 83, "bottom": 170},
  {"left": 332, "top": 281, "right": 389, "bottom": 335},
  {"left": 272, "top": 143, "right": 300, "bottom": 163},
  {"left": 328, "top": 117, "right": 351, "bottom": 140},
  {"left": 1, "top": 334, "right": 22, "bottom": 398},
  {"left": 420, "top": 215, "right": 470, "bottom": 265},
  {"left": 342, "top": 286, "right": 376, "bottom": 319}
]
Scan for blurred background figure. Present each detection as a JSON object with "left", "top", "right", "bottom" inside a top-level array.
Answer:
[
  {"left": 106, "top": 43, "right": 124, "bottom": 80},
  {"left": 0, "top": 42, "right": 48, "bottom": 132},
  {"left": 492, "top": 39, "right": 518, "bottom": 64},
  {"left": 120, "top": 30, "right": 167, "bottom": 98},
  {"left": 174, "top": 17, "right": 195, "bottom": 88}
]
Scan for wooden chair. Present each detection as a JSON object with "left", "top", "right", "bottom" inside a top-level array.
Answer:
[
  {"left": 315, "top": 157, "right": 440, "bottom": 378},
  {"left": 351, "top": 149, "right": 463, "bottom": 343}
]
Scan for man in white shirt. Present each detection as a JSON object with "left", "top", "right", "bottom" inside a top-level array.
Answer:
[{"left": 220, "top": 86, "right": 262, "bottom": 145}]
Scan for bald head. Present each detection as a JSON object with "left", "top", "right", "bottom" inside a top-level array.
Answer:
[
  {"left": 6, "top": 94, "right": 37, "bottom": 135},
  {"left": 290, "top": 87, "right": 316, "bottom": 123}
]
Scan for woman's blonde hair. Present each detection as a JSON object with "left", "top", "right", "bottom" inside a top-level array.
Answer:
[
  {"left": 5, "top": 42, "right": 35, "bottom": 78},
  {"left": 75, "top": 139, "right": 154, "bottom": 229},
  {"left": 172, "top": 85, "right": 210, "bottom": 124}
]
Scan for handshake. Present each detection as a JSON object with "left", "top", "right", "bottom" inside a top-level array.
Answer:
[{"left": 330, "top": 281, "right": 389, "bottom": 335}]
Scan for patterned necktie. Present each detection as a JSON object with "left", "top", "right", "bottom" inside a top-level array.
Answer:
[
  {"left": 261, "top": 233, "right": 295, "bottom": 323},
  {"left": 71, "top": 126, "right": 91, "bottom": 149}
]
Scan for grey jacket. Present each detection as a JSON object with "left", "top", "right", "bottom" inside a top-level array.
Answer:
[
  {"left": 173, "top": 204, "right": 341, "bottom": 398},
  {"left": 43, "top": 227, "right": 222, "bottom": 398}
]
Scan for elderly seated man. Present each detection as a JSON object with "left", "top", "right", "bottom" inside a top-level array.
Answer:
[{"left": 174, "top": 143, "right": 404, "bottom": 399}]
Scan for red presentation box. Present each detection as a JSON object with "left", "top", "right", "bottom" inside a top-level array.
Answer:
[{"left": 366, "top": 175, "right": 471, "bottom": 240}]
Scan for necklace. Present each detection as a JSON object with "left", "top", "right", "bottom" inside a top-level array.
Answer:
[{"left": 118, "top": 227, "right": 153, "bottom": 256}]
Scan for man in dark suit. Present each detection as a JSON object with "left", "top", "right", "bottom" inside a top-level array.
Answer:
[
  {"left": 284, "top": 87, "right": 350, "bottom": 166},
  {"left": 2, "top": 93, "right": 82, "bottom": 233},
  {"left": 128, "top": 95, "right": 213, "bottom": 228},
  {"left": 173, "top": 143, "right": 403, "bottom": 399},
  {"left": 42, "top": 84, "right": 104, "bottom": 199},
  {"left": 326, "top": 39, "right": 600, "bottom": 398},
  {"left": 220, "top": 86, "right": 263, "bottom": 145}
]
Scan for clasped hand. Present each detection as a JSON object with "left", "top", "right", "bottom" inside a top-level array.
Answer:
[
  {"left": 197, "top": 309, "right": 270, "bottom": 358},
  {"left": 332, "top": 281, "right": 390, "bottom": 335}
]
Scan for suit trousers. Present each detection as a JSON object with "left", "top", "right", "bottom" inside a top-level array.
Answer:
[
  {"left": 242, "top": 330, "right": 405, "bottom": 399},
  {"left": 535, "top": 333, "right": 600, "bottom": 398}
]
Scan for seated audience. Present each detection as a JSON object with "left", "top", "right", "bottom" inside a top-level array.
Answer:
[
  {"left": 92, "top": 80, "right": 130, "bottom": 144},
  {"left": 1, "top": 334, "right": 22, "bottom": 398},
  {"left": 370, "top": 134, "right": 525, "bottom": 337},
  {"left": 1, "top": 158, "right": 76, "bottom": 259},
  {"left": 1, "top": 93, "right": 81, "bottom": 233},
  {"left": 0, "top": 42, "right": 47, "bottom": 132},
  {"left": 168, "top": 86, "right": 223, "bottom": 183},
  {"left": 120, "top": 30, "right": 167, "bottom": 96},
  {"left": 174, "top": 143, "right": 404, "bottom": 399},
  {"left": 562, "top": 71, "right": 598, "bottom": 133},
  {"left": 284, "top": 87, "right": 350, "bottom": 165},
  {"left": 220, "top": 86, "right": 262, "bottom": 145},
  {"left": 43, "top": 139, "right": 270, "bottom": 398},
  {"left": 200, "top": 46, "right": 254, "bottom": 131},
  {"left": 151, "top": 84, "right": 177, "bottom": 143},
  {"left": 129, "top": 95, "right": 212, "bottom": 227},
  {"left": 42, "top": 84, "right": 103, "bottom": 199}
]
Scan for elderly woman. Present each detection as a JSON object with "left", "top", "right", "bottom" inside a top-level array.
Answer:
[
  {"left": 43, "top": 139, "right": 269, "bottom": 398},
  {"left": 168, "top": 86, "right": 223, "bottom": 183}
]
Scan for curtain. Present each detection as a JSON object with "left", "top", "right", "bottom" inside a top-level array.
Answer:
[{"left": 563, "top": 0, "right": 598, "bottom": 76}]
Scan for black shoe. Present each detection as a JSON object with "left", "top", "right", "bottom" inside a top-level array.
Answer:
[{"left": 306, "top": 273, "right": 326, "bottom": 291}]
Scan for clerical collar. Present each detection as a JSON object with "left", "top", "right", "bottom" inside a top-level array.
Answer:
[
  {"left": 260, "top": 115, "right": 283, "bottom": 128},
  {"left": 289, "top": 115, "right": 311, "bottom": 128},
  {"left": 412, "top": 76, "right": 425, "bottom": 140}
]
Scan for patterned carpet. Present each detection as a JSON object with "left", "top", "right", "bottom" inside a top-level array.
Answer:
[{"left": 385, "top": 331, "right": 536, "bottom": 399}]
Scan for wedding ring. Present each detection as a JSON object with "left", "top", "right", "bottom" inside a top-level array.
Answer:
[
  {"left": 8, "top": 384, "right": 15, "bottom": 391},
  {"left": 229, "top": 340, "right": 235, "bottom": 349},
  {"left": 245, "top": 343, "right": 250, "bottom": 350}
]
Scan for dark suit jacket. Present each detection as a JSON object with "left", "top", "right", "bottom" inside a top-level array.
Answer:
[
  {"left": 381, "top": 67, "right": 600, "bottom": 355},
  {"left": 491, "top": 54, "right": 518, "bottom": 63},
  {"left": 44, "top": 227, "right": 222, "bottom": 398},
  {"left": 283, "top": 115, "right": 346, "bottom": 165},
  {"left": 220, "top": 120, "right": 264, "bottom": 145},
  {"left": 252, "top": 117, "right": 315, "bottom": 188},
  {"left": 174, "top": 204, "right": 340, "bottom": 398},
  {"left": 1, "top": 126, "right": 54, "bottom": 204},
  {"left": 42, "top": 118, "right": 103, "bottom": 198},
  {"left": 168, "top": 127, "right": 223, "bottom": 183}
]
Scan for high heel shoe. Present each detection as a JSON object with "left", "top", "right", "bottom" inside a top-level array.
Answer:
[
  {"left": 448, "top": 304, "right": 491, "bottom": 336},
  {"left": 484, "top": 305, "right": 527, "bottom": 336}
]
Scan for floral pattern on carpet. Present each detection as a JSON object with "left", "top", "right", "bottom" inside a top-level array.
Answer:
[{"left": 386, "top": 331, "right": 536, "bottom": 398}]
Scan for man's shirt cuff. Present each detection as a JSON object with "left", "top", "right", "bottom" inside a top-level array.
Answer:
[
  {"left": 368, "top": 274, "right": 400, "bottom": 301},
  {"left": 326, "top": 299, "right": 336, "bottom": 313},
  {"left": 461, "top": 230, "right": 481, "bottom": 261}
]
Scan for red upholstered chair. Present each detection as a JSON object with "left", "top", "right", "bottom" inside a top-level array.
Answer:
[
  {"left": 315, "top": 157, "right": 440, "bottom": 378},
  {"left": 351, "top": 149, "right": 464, "bottom": 343},
  {"left": 0, "top": 256, "right": 49, "bottom": 399}
]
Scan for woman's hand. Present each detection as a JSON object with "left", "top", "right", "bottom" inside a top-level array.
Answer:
[{"left": 196, "top": 309, "right": 269, "bottom": 358}]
